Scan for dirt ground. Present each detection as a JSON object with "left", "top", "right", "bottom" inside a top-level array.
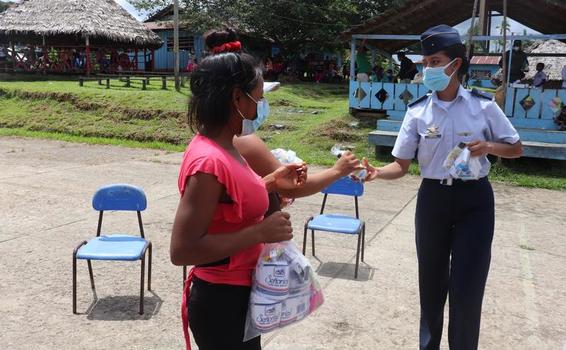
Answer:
[{"left": 0, "top": 136, "right": 565, "bottom": 350}]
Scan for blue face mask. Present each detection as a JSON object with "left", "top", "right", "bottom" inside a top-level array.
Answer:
[
  {"left": 238, "top": 93, "right": 270, "bottom": 136},
  {"left": 423, "top": 58, "right": 457, "bottom": 92}
]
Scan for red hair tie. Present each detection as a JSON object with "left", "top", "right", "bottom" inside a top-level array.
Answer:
[{"left": 211, "top": 41, "right": 242, "bottom": 54}]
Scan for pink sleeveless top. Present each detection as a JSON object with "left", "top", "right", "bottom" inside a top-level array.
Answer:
[{"left": 178, "top": 133, "right": 269, "bottom": 286}]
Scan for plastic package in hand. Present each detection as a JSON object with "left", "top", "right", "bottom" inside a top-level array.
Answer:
[
  {"left": 449, "top": 148, "right": 481, "bottom": 180},
  {"left": 244, "top": 241, "right": 324, "bottom": 341},
  {"left": 271, "top": 148, "right": 304, "bottom": 165}
]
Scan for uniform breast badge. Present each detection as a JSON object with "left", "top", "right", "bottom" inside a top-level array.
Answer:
[{"left": 425, "top": 125, "right": 441, "bottom": 139}]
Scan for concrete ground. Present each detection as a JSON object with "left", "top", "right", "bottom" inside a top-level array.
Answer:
[{"left": 0, "top": 136, "right": 564, "bottom": 350}]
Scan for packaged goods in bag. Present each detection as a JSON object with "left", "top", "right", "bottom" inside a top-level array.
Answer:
[
  {"left": 449, "top": 147, "right": 481, "bottom": 180},
  {"left": 244, "top": 241, "right": 324, "bottom": 341}
]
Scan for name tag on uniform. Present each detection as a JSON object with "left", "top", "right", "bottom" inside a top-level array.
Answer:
[
  {"left": 425, "top": 125, "right": 441, "bottom": 139},
  {"left": 425, "top": 134, "right": 442, "bottom": 139}
]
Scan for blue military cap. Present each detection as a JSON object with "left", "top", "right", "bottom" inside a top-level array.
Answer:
[{"left": 421, "top": 24, "right": 462, "bottom": 55}]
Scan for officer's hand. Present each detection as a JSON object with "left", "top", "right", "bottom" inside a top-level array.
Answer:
[
  {"left": 362, "top": 158, "right": 380, "bottom": 182},
  {"left": 467, "top": 140, "right": 493, "bottom": 157}
]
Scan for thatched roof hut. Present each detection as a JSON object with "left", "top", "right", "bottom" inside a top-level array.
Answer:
[
  {"left": 0, "top": 0, "right": 162, "bottom": 49},
  {"left": 525, "top": 40, "right": 566, "bottom": 81}
]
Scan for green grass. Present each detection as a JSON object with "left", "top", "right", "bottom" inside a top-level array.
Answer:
[{"left": 0, "top": 79, "right": 564, "bottom": 190}]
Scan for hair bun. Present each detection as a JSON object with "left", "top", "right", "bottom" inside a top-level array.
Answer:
[{"left": 204, "top": 28, "right": 240, "bottom": 54}]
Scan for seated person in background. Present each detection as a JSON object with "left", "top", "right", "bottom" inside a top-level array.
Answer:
[
  {"left": 555, "top": 106, "right": 566, "bottom": 131},
  {"left": 372, "top": 65, "right": 384, "bottom": 82},
  {"left": 355, "top": 42, "right": 371, "bottom": 82},
  {"left": 411, "top": 71, "right": 423, "bottom": 84},
  {"left": 532, "top": 62, "right": 548, "bottom": 88},
  {"left": 383, "top": 69, "right": 396, "bottom": 83},
  {"left": 397, "top": 52, "right": 418, "bottom": 83}
]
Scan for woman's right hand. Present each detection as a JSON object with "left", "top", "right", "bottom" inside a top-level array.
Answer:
[
  {"left": 255, "top": 211, "right": 293, "bottom": 243},
  {"left": 332, "top": 151, "right": 365, "bottom": 176}
]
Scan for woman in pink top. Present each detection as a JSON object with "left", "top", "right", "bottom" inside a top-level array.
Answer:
[{"left": 170, "top": 28, "right": 306, "bottom": 350}]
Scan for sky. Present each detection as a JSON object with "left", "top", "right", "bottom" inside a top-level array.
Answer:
[{"left": 114, "top": 0, "right": 149, "bottom": 21}]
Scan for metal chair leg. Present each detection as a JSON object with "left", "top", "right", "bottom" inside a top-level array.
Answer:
[
  {"left": 303, "top": 224, "right": 308, "bottom": 255},
  {"left": 140, "top": 251, "right": 145, "bottom": 315},
  {"left": 73, "top": 254, "right": 77, "bottom": 314},
  {"left": 73, "top": 241, "right": 87, "bottom": 314},
  {"left": 87, "top": 260, "right": 95, "bottom": 294},
  {"left": 147, "top": 242, "right": 152, "bottom": 291},
  {"left": 355, "top": 228, "right": 362, "bottom": 279},
  {"left": 311, "top": 230, "right": 316, "bottom": 257},
  {"left": 361, "top": 222, "right": 366, "bottom": 262}
]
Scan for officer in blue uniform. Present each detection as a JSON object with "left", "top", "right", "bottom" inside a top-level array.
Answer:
[{"left": 363, "top": 25, "right": 523, "bottom": 349}]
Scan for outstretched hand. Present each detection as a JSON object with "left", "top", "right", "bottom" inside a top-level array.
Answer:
[
  {"left": 362, "top": 158, "right": 380, "bottom": 182},
  {"left": 266, "top": 162, "right": 308, "bottom": 192}
]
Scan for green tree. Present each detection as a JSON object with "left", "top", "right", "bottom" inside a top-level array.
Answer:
[
  {"left": 0, "top": 2, "right": 13, "bottom": 13},
  {"left": 128, "top": 0, "right": 399, "bottom": 53}
]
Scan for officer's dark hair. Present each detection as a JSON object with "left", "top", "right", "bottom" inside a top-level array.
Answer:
[
  {"left": 442, "top": 43, "right": 469, "bottom": 82},
  {"left": 188, "top": 28, "right": 262, "bottom": 134}
]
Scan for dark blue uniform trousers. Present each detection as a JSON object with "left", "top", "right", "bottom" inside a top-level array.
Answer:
[{"left": 416, "top": 177, "right": 494, "bottom": 350}]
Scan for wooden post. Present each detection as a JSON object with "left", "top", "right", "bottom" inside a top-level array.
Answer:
[
  {"left": 135, "top": 48, "right": 139, "bottom": 71},
  {"left": 478, "top": 0, "right": 488, "bottom": 51},
  {"left": 162, "top": 76, "right": 167, "bottom": 90},
  {"left": 11, "top": 42, "right": 16, "bottom": 72},
  {"left": 106, "top": 78, "right": 110, "bottom": 89},
  {"left": 151, "top": 49, "right": 155, "bottom": 72},
  {"left": 174, "top": 0, "right": 180, "bottom": 91},
  {"left": 349, "top": 39, "right": 356, "bottom": 81},
  {"left": 126, "top": 76, "right": 131, "bottom": 87},
  {"left": 144, "top": 48, "right": 147, "bottom": 71},
  {"left": 79, "top": 78, "right": 84, "bottom": 87},
  {"left": 142, "top": 79, "right": 147, "bottom": 90},
  {"left": 85, "top": 35, "right": 91, "bottom": 76},
  {"left": 42, "top": 35, "right": 46, "bottom": 74},
  {"left": 501, "top": 0, "right": 508, "bottom": 96}
]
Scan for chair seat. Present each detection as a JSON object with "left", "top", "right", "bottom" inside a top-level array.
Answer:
[
  {"left": 76, "top": 234, "right": 148, "bottom": 261},
  {"left": 307, "top": 214, "right": 362, "bottom": 234}
]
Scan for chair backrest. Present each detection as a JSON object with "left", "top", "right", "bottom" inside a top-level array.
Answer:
[
  {"left": 321, "top": 176, "right": 364, "bottom": 197},
  {"left": 92, "top": 184, "right": 147, "bottom": 211},
  {"left": 320, "top": 176, "right": 364, "bottom": 219},
  {"left": 92, "top": 184, "right": 147, "bottom": 238}
]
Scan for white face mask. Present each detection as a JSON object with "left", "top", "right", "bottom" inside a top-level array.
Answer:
[{"left": 236, "top": 92, "right": 269, "bottom": 136}]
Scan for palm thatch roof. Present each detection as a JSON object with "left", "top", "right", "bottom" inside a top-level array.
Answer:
[
  {"left": 525, "top": 40, "right": 566, "bottom": 80},
  {"left": 0, "top": 0, "right": 162, "bottom": 49}
]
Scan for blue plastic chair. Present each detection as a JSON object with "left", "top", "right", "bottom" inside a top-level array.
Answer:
[
  {"left": 73, "top": 184, "right": 152, "bottom": 314},
  {"left": 303, "top": 176, "right": 366, "bottom": 278}
]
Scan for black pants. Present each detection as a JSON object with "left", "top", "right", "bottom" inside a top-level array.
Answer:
[
  {"left": 188, "top": 277, "right": 261, "bottom": 350},
  {"left": 416, "top": 178, "right": 494, "bottom": 350}
]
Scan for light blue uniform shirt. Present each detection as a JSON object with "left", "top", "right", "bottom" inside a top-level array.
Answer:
[{"left": 392, "top": 86, "right": 520, "bottom": 179}]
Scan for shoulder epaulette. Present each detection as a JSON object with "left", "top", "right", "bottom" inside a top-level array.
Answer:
[
  {"left": 408, "top": 94, "right": 430, "bottom": 107},
  {"left": 471, "top": 88, "right": 493, "bottom": 100}
]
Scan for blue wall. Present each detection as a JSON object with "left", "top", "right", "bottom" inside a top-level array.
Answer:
[{"left": 151, "top": 31, "right": 204, "bottom": 71}]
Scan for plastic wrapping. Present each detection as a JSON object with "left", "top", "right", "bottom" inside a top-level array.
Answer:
[
  {"left": 243, "top": 241, "right": 324, "bottom": 341},
  {"left": 271, "top": 149, "right": 304, "bottom": 165},
  {"left": 330, "top": 145, "right": 367, "bottom": 182},
  {"left": 449, "top": 148, "right": 481, "bottom": 180}
]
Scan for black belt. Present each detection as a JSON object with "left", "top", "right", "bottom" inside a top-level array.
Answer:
[
  {"left": 424, "top": 177, "right": 488, "bottom": 186},
  {"left": 196, "top": 257, "right": 229, "bottom": 268}
]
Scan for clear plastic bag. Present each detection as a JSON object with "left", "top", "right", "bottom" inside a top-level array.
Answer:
[
  {"left": 243, "top": 241, "right": 324, "bottom": 341},
  {"left": 271, "top": 148, "right": 304, "bottom": 165},
  {"left": 449, "top": 148, "right": 482, "bottom": 180}
]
